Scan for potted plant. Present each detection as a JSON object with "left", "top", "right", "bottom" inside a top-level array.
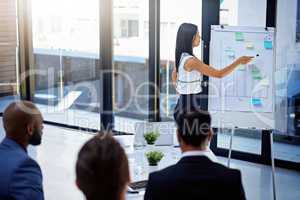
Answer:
[
  {"left": 143, "top": 131, "right": 160, "bottom": 148},
  {"left": 145, "top": 151, "right": 164, "bottom": 173}
]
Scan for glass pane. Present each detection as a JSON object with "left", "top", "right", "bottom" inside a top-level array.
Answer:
[
  {"left": 220, "top": 0, "right": 267, "bottom": 26},
  {"left": 274, "top": 0, "right": 300, "bottom": 163},
  {"left": 160, "top": 0, "right": 202, "bottom": 120},
  {"left": 113, "top": 0, "right": 149, "bottom": 124},
  {"left": 0, "top": 0, "right": 20, "bottom": 112},
  {"left": 31, "top": 0, "right": 101, "bottom": 129},
  {"left": 217, "top": 129, "right": 261, "bottom": 155}
]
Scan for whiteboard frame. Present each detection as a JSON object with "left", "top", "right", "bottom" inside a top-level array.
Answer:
[{"left": 208, "top": 25, "right": 275, "bottom": 130}]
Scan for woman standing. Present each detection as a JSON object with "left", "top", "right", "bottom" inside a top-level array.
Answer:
[{"left": 173, "top": 23, "right": 253, "bottom": 119}]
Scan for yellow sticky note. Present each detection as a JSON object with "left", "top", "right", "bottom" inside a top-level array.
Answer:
[
  {"left": 260, "top": 78, "right": 270, "bottom": 86},
  {"left": 246, "top": 42, "right": 254, "bottom": 49}
]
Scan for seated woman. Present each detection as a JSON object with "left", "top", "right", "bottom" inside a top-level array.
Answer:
[{"left": 76, "top": 132, "right": 130, "bottom": 200}]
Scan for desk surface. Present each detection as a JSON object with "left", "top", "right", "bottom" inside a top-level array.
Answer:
[
  {"left": 126, "top": 146, "right": 181, "bottom": 200},
  {"left": 127, "top": 146, "right": 181, "bottom": 182}
]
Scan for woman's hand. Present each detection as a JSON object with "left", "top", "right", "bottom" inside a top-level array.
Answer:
[{"left": 236, "top": 56, "right": 253, "bottom": 65}]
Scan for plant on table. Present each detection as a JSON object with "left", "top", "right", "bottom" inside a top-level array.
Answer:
[
  {"left": 145, "top": 151, "right": 164, "bottom": 166},
  {"left": 143, "top": 131, "right": 160, "bottom": 145}
]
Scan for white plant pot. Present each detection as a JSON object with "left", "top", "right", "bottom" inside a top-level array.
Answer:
[{"left": 148, "top": 165, "right": 159, "bottom": 173}]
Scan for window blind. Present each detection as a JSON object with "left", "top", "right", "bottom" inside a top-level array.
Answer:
[{"left": 0, "top": 0, "right": 18, "bottom": 95}]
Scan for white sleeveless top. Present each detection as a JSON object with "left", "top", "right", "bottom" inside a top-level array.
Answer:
[{"left": 176, "top": 53, "right": 202, "bottom": 94}]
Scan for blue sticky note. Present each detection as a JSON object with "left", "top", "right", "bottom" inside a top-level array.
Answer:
[
  {"left": 264, "top": 41, "right": 273, "bottom": 49},
  {"left": 226, "top": 50, "right": 235, "bottom": 58},
  {"left": 251, "top": 98, "right": 262, "bottom": 106}
]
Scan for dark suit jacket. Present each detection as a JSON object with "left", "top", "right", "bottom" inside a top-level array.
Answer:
[
  {"left": 144, "top": 156, "right": 246, "bottom": 200},
  {"left": 0, "top": 137, "right": 44, "bottom": 200}
]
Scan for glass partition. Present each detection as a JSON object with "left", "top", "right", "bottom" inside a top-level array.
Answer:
[
  {"left": 274, "top": 0, "right": 300, "bottom": 163},
  {"left": 159, "top": 0, "right": 202, "bottom": 120},
  {"left": 31, "top": 0, "right": 101, "bottom": 129},
  {"left": 113, "top": 0, "right": 149, "bottom": 121}
]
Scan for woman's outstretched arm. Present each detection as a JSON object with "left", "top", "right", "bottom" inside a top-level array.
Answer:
[{"left": 185, "top": 56, "right": 253, "bottom": 78}]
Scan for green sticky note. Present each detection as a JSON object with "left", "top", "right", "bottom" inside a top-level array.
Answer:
[
  {"left": 264, "top": 41, "right": 273, "bottom": 49},
  {"left": 235, "top": 32, "right": 244, "bottom": 41},
  {"left": 251, "top": 68, "right": 262, "bottom": 80},
  {"left": 253, "top": 74, "right": 263, "bottom": 80}
]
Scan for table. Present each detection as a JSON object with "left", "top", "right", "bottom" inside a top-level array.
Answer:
[
  {"left": 126, "top": 146, "right": 181, "bottom": 200},
  {"left": 127, "top": 146, "right": 181, "bottom": 182}
]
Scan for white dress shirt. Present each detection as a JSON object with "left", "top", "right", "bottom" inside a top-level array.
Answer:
[{"left": 181, "top": 148, "right": 219, "bottom": 163}]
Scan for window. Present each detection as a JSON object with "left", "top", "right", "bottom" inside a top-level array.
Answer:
[
  {"left": 160, "top": 0, "right": 202, "bottom": 120},
  {"left": 120, "top": 19, "right": 139, "bottom": 38},
  {"left": 220, "top": 0, "right": 267, "bottom": 27},
  {"left": 274, "top": 0, "right": 300, "bottom": 163},
  {"left": 113, "top": 0, "right": 149, "bottom": 120},
  {"left": 31, "top": 0, "right": 101, "bottom": 129},
  {"left": 128, "top": 20, "right": 139, "bottom": 37},
  {"left": 0, "top": 0, "right": 20, "bottom": 113}
]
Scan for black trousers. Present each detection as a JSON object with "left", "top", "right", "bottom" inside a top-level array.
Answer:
[{"left": 173, "top": 92, "right": 206, "bottom": 121}]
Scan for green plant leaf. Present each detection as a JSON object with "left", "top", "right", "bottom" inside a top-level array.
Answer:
[
  {"left": 143, "top": 131, "right": 160, "bottom": 145},
  {"left": 145, "top": 151, "right": 164, "bottom": 166}
]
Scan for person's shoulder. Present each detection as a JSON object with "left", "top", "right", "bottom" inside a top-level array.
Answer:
[
  {"left": 8, "top": 153, "right": 42, "bottom": 176},
  {"left": 148, "top": 164, "right": 179, "bottom": 183},
  {"left": 9, "top": 157, "right": 44, "bottom": 200},
  {"left": 211, "top": 162, "right": 242, "bottom": 180},
  {"left": 0, "top": 147, "right": 28, "bottom": 166},
  {"left": 181, "top": 52, "right": 195, "bottom": 61},
  {"left": 11, "top": 156, "right": 43, "bottom": 183},
  {"left": 19, "top": 156, "right": 42, "bottom": 171},
  {"left": 181, "top": 52, "right": 192, "bottom": 57}
]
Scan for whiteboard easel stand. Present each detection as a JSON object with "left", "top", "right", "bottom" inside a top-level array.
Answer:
[
  {"left": 227, "top": 128, "right": 235, "bottom": 168},
  {"left": 270, "top": 130, "right": 277, "bottom": 200},
  {"left": 226, "top": 128, "right": 276, "bottom": 200}
]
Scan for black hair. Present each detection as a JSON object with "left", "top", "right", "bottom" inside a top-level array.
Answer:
[
  {"left": 76, "top": 132, "right": 130, "bottom": 200},
  {"left": 175, "top": 110, "right": 211, "bottom": 147},
  {"left": 175, "top": 23, "right": 198, "bottom": 71}
]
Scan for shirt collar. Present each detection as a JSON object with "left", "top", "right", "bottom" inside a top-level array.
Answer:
[{"left": 181, "top": 149, "right": 218, "bottom": 163}]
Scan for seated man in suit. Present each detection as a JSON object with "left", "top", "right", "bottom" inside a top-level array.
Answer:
[
  {"left": 0, "top": 101, "right": 44, "bottom": 200},
  {"left": 145, "top": 111, "right": 246, "bottom": 200}
]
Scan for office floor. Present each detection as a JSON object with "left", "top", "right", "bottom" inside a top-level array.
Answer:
[{"left": 0, "top": 122, "right": 299, "bottom": 200}]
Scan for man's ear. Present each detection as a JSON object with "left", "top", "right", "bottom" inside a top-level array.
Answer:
[
  {"left": 26, "top": 123, "right": 34, "bottom": 136},
  {"left": 208, "top": 128, "right": 214, "bottom": 142}
]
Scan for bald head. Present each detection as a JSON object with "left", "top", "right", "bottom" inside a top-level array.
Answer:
[{"left": 3, "top": 101, "right": 43, "bottom": 147}]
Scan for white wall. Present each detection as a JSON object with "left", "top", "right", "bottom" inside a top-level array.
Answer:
[
  {"left": 221, "top": 0, "right": 267, "bottom": 27},
  {"left": 237, "top": 0, "right": 267, "bottom": 27},
  {"left": 221, "top": 0, "right": 239, "bottom": 25}
]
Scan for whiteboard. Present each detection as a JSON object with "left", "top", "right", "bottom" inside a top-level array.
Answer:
[{"left": 208, "top": 26, "right": 275, "bottom": 130}]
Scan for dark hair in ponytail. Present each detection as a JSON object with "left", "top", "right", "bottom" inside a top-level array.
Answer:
[{"left": 175, "top": 23, "right": 198, "bottom": 71}]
